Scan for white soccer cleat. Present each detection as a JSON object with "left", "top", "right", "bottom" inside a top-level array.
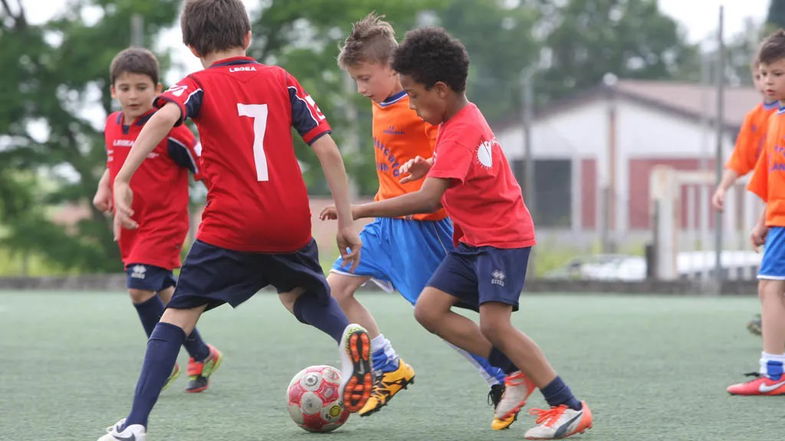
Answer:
[
  {"left": 338, "top": 323, "right": 373, "bottom": 413},
  {"left": 97, "top": 418, "right": 147, "bottom": 441},
  {"left": 524, "top": 401, "right": 593, "bottom": 440},
  {"left": 493, "top": 370, "right": 536, "bottom": 420}
]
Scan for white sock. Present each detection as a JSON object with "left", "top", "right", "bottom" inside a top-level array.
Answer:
[
  {"left": 760, "top": 351, "right": 785, "bottom": 377},
  {"left": 370, "top": 333, "right": 398, "bottom": 363},
  {"left": 371, "top": 334, "right": 386, "bottom": 353}
]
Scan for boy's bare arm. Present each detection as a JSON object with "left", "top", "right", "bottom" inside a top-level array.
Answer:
[
  {"left": 310, "top": 134, "right": 362, "bottom": 271},
  {"left": 354, "top": 177, "right": 448, "bottom": 220},
  {"left": 712, "top": 169, "right": 740, "bottom": 211},
  {"left": 93, "top": 168, "right": 112, "bottom": 213},
  {"left": 751, "top": 207, "right": 768, "bottom": 252},
  {"left": 112, "top": 102, "right": 180, "bottom": 238}
]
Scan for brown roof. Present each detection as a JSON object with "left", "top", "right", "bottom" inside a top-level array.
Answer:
[{"left": 494, "top": 79, "right": 762, "bottom": 133}]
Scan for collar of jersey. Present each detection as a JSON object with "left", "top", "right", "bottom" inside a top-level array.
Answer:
[
  {"left": 379, "top": 90, "right": 407, "bottom": 107},
  {"left": 764, "top": 100, "right": 780, "bottom": 110},
  {"left": 116, "top": 108, "right": 156, "bottom": 128},
  {"left": 209, "top": 56, "right": 260, "bottom": 68}
]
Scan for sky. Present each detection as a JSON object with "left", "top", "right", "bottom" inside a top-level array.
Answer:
[{"left": 18, "top": 0, "right": 772, "bottom": 82}]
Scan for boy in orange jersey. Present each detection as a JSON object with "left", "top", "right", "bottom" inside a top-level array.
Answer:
[
  {"left": 712, "top": 60, "right": 778, "bottom": 336},
  {"left": 325, "top": 13, "right": 513, "bottom": 426},
  {"left": 712, "top": 60, "right": 778, "bottom": 211},
  {"left": 94, "top": 47, "right": 222, "bottom": 394},
  {"left": 727, "top": 29, "right": 785, "bottom": 396}
]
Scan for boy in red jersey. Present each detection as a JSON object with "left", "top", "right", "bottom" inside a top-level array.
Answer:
[
  {"left": 727, "top": 30, "right": 785, "bottom": 397},
  {"left": 97, "top": 1, "right": 371, "bottom": 440},
  {"left": 712, "top": 60, "right": 777, "bottom": 336},
  {"left": 94, "top": 47, "right": 222, "bottom": 394},
  {"left": 325, "top": 13, "right": 510, "bottom": 423},
  {"left": 346, "top": 27, "right": 592, "bottom": 439}
]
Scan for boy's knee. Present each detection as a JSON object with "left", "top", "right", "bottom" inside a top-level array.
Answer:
[
  {"left": 479, "top": 320, "right": 506, "bottom": 345},
  {"left": 129, "top": 289, "right": 156, "bottom": 304},
  {"left": 413, "top": 303, "right": 438, "bottom": 333},
  {"left": 327, "top": 273, "right": 363, "bottom": 303}
]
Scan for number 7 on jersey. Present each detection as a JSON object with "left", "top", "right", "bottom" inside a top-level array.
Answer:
[{"left": 237, "top": 103, "right": 269, "bottom": 181}]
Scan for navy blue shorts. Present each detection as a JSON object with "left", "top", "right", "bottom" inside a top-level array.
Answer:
[
  {"left": 125, "top": 263, "right": 177, "bottom": 292},
  {"left": 426, "top": 244, "right": 531, "bottom": 312},
  {"left": 167, "top": 239, "right": 330, "bottom": 311}
]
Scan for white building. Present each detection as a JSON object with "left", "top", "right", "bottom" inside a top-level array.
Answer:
[{"left": 493, "top": 79, "right": 761, "bottom": 251}]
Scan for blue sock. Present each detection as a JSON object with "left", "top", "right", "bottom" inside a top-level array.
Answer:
[
  {"left": 133, "top": 296, "right": 165, "bottom": 337},
  {"left": 541, "top": 376, "right": 582, "bottom": 411},
  {"left": 125, "top": 322, "right": 186, "bottom": 428},
  {"left": 182, "top": 329, "right": 210, "bottom": 361},
  {"left": 293, "top": 294, "right": 348, "bottom": 343},
  {"left": 372, "top": 348, "right": 398, "bottom": 372},
  {"left": 767, "top": 360, "right": 784, "bottom": 380},
  {"left": 488, "top": 347, "right": 518, "bottom": 375}
]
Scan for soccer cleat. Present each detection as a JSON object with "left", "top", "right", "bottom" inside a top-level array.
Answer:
[
  {"left": 97, "top": 418, "right": 147, "bottom": 441},
  {"left": 524, "top": 401, "right": 593, "bottom": 440},
  {"left": 727, "top": 373, "right": 785, "bottom": 395},
  {"left": 488, "top": 383, "right": 517, "bottom": 430},
  {"left": 338, "top": 324, "right": 373, "bottom": 413},
  {"left": 747, "top": 314, "right": 762, "bottom": 336},
  {"left": 162, "top": 362, "right": 181, "bottom": 391},
  {"left": 493, "top": 371, "right": 536, "bottom": 426},
  {"left": 358, "top": 358, "right": 416, "bottom": 416},
  {"left": 185, "top": 344, "right": 223, "bottom": 393}
]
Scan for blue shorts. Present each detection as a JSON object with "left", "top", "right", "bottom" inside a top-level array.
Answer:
[
  {"left": 125, "top": 263, "right": 176, "bottom": 292},
  {"left": 167, "top": 239, "right": 330, "bottom": 311},
  {"left": 427, "top": 244, "right": 531, "bottom": 312},
  {"left": 759, "top": 227, "right": 785, "bottom": 279},
  {"left": 331, "top": 217, "right": 453, "bottom": 304}
]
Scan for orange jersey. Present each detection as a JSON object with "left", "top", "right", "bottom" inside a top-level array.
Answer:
[
  {"left": 748, "top": 107, "right": 785, "bottom": 226},
  {"left": 372, "top": 92, "right": 447, "bottom": 221},
  {"left": 726, "top": 101, "right": 778, "bottom": 176}
]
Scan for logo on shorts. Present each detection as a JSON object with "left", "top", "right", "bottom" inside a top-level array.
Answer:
[
  {"left": 491, "top": 269, "right": 505, "bottom": 287},
  {"left": 131, "top": 265, "right": 147, "bottom": 279}
]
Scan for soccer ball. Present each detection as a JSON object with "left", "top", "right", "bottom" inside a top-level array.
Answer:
[{"left": 286, "top": 365, "right": 350, "bottom": 432}]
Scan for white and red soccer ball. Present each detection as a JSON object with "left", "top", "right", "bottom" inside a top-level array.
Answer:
[{"left": 286, "top": 365, "right": 350, "bottom": 432}]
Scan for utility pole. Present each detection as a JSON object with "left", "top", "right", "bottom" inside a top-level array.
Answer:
[
  {"left": 521, "top": 70, "right": 535, "bottom": 216},
  {"left": 131, "top": 13, "right": 143, "bottom": 47},
  {"left": 714, "top": 6, "right": 725, "bottom": 289}
]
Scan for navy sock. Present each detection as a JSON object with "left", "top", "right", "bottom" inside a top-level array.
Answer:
[
  {"left": 182, "top": 328, "right": 210, "bottom": 361},
  {"left": 488, "top": 347, "right": 518, "bottom": 375},
  {"left": 541, "top": 376, "right": 582, "bottom": 411},
  {"left": 293, "top": 294, "right": 349, "bottom": 343},
  {"left": 125, "top": 322, "right": 186, "bottom": 428},
  {"left": 133, "top": 296, "right": 165, "bottom": 337}
]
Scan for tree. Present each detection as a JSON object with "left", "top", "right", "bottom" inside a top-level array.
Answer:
[
  {"left": 533, "top": 0, "right": 697, "bottom": 102},
  {"left": 767, "top": 0, "right": 785, "bottom": 29},
  {"left": 0, "top": 0, "right": 181, "bottom": 272}
]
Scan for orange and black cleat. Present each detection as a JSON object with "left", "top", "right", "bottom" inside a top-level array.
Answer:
[{"left": 338, "top": 324, "right": 373, "bottom": 412}]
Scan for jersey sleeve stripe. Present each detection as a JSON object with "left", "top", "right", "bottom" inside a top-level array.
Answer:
[
  {"left": 167, "top": 137, "right": 199, "bottom": 174},
  {"left": 288, "top": 86, "right": 319, "bottom": 131}
]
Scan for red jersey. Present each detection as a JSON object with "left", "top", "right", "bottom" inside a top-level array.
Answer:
[
  {"left": 427, "top": 103, "right": 535, "bottom": 248},
  {"left": 104, "top": 110, "right": 200, "bottom": 269},
  {"left": 748, "top": 107, "right": 785, "bottom": 226},
  {"left": 726, "top": 101, "right": 777, "bottom": 176},
  {"left": 372, "top": 92, "right": 446, "bottom": 221},
  {"left": 155, "top": 57, "right": 331, "bottom": 252}
]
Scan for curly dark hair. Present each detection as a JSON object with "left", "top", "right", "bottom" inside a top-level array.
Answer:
[
  {"left": 759, "top": 29, "right": 785, "bottom": 65},
  {"left": 392, "top": 27, "right": 468, "bottom": 92}
]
